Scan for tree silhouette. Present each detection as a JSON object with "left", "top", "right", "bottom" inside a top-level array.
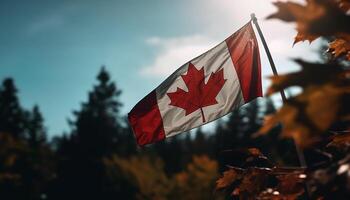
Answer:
[
  {"left": 0, "top": 78, "right": 26, "bottom": 138},
  {"left": 49, "top": 67, "right": 132, "bottom": 200},
  {"left": 25, "top": 105, "right": 47, "bottom": 148},
  {"left": 67, "top": 66, "right": 124, "bottom": 157},
  {"left": 0, "top": 78, "right": 54, "bottom": 200},
  {"left": 193, "top": 128, "right": 209, "bottom": 156}
]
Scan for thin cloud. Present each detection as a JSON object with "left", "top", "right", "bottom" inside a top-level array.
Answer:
[
  {"left": 140, "top": 35, "right": 217, "bottom": 78},
  {"left": 26, "top": 14, "right": 65, "bottom": 36},
  {"left": 24, "top": 4, "right": 78, "bottom": 36}
]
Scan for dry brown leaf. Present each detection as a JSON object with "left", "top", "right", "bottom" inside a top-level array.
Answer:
[
  {"left": 247, "top": 148, "right": 263, "bottom": 156},
  {"left": 338, "top": 0, "right": 350, "bottom": 11},
  {"left": 217, "top": 164, "right": 306, "bottom": 199},
  {"left": 267, "top": 1, "right": 304, "bottom": 22},
  {"left": 266, "top": 60, "right": 343, "bottom": 96},
  {"left": 327, "top": 132, "right": 350, "bottom": 147},
  {"left": 294, "top": 32, "right": 319, "bottom": 44},
  {"left": 268, "top": 0, "right": 350, "bottom": 44},
  {"left": 215, "top": 169, "right": 239, "bottom": 190},
  {"left": 276, "top": 173, "right": 305, "bottom": 196},
  {"left": 237, "top": 168, "right": 271, "bottom": 199},
  {"left": 258, "top": 60, "right": 350, "bottom": 148},
  {"left": 261, "top": 84, "right": 348, "bottom": 148},
  {"left": 328, "top": 38, "right": 350, "bottom": 60},
  {"left": 257, "top": 171, "right": 305, "bottom": 200}
]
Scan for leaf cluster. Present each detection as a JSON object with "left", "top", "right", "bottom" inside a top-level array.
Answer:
[
  {"left": 216, "top": 149, "right": 306, "bottom": 200},
  {"left": 217, "top": 1, "right": 350, "bottom": 199},
  {"left": 259, "top": 0, "right": 350, "bottom": 148}
]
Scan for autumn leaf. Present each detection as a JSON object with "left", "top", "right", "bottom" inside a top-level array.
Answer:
[
  {"left": 215, "top": 166, "right": 269, "bottom": 198},
  {"left": 261, "top": 85, "right": 349, "bottom": 148},
  {"left": 220, "top": 167, "right": 306, "bottom": 199},
  {"left": 327, "top": 131, "right": 350, "bottom": 147},
  {"left": 167, "top": 63, "right": 226, "bottom": 122},
  {"left": 339, "top": 0, "right": 350, "bottom": 11},
  {"left": 247, "top": 148, "right": 262, "bottom": 156},
  {"left": 215, "top": 168, "right": 241, "bottom": 190},
  {"left": 294, "top": 32, "right": 319, "bottom": 45},
  {"left": 328, "top": 38, "right": 350, "bottom": 60},
  {"left": 268, "top": 0, "right": 350, "bottom": 44},
  {"left": 216, "top": 148, "right": 307, "bottom": 199},
  {"left": 258, "top": 60, "right": 350, "bottom": 148},
  {"left": 238, "top": 167, "right": 272, "bottom": 198},
  {"left": 266, "top": 59, "right": 344, "bottom": 96}
]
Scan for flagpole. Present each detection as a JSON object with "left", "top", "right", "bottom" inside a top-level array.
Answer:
[
  {"left": 250, "top": 14, "right": 287, "bottom": 102},
  {"left": 250, "top": 13, "right": 306, "bottom": 165},
  {"left": 250, "top": 13, "right": 309, "bottom": 198}
]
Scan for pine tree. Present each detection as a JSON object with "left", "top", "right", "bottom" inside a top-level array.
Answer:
[
  {"left": 26, "top": 105, "right": 47, "bottom": 148},
  {"left": 49, "top": 67, "right": 128, "bottom": 200},
  {"left": 68, "top": 66, "right": 123, "bottom": 157},
  {"left": 193, "top": 128, "right": 206, "bottom": 155},
  {"left": 215, "top": 107, "right": 242, "bottom": 152},
  {"left": 0, "top": 78, "right": 54, "bottom": 200},
  {"left": 0, "top": 78, "right": 26, "bottom": 138}
]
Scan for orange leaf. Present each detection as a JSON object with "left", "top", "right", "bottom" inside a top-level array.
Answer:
[
  {"left": 258, "top": 60, "right": 350, "bottom": 148},
  {"left": 294, "top": 31, "right": 319, "bottom": 44},
  {"left": 339, "top": 0, "right": 350, "bottom": 11},
  {"left": 247, "top": 148, "right": 262, "bottom": 157},
  {"left": 268, "top": 0, "right": 350, "bottom": 45},
  {"left": 266, "top": 60, "right": 343, "bottom": 96},
  {"left": 327, "top": 132, "right": 350, "bottom": 147},
  {"left": 215, "top": 169, "right": 239, "bottom": 190},
  {"left": 328, "top": 38, "right": 350, "bottom": 60}
]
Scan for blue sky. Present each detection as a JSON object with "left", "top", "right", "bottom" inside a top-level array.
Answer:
[{"left": 0, "top": 0, "right": 321, "bottom": 137}]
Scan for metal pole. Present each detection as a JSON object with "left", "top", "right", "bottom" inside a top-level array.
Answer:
[
  {"left": 250, "top": 14, "right": 287, "bottom": 102},
  {"left": 250, "top": 13, "right": 309, "bottom": 198}
]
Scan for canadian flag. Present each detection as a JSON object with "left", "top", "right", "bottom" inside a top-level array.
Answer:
[{"left": 128, "top": 22, "right": 262, "bottom": 146}]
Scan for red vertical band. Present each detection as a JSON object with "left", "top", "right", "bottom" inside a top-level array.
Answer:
[
  {"left": 128, "top": 90, "right": 165, "bottom": 146},
  {"left": 225, "top": 23, "right": 262, "bottom": 103}
]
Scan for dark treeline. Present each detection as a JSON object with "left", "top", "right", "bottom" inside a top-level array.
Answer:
[{"left": 0, "top": 67, "right": 296, "bottom": 200}]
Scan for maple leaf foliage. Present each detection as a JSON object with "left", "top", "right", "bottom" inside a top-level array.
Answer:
[
  {"left": 167, "top": 63, "right": 226, "bottom": 122},
  {"left": 257, "top": 60, "right": 350, "bottom": 148},
  {"left": 268, "top": 0, "right": 350, "bottom": 42},
  {"left": 328, "top": 38, "right": 350, "bottom": 60},
  {"left": 268, "top": 0, "right": 350, "bottom": 60},
  {"left": 216, "top": 149, "right": 306, "bottom": 199},
  {"left": 327, "top": 130, "right": 350, "bottom": 148},
  {"left": 215, "top": 1, "right": 350, "bottom": 199},
  {"left": 261, "top": 0, "right": 350, "bottom": 147}
]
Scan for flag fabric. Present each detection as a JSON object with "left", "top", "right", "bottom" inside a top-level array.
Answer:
[{"left": 128, "top": 22, "right": 262, "bottom": 146}]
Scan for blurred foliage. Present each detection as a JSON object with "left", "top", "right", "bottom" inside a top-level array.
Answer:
[
  {"left": 217, "top": 0, "right": 350, "bottom": 199},
  {"left": 104, "top": 155, "right": 170, "bottom": 200},
  {"left": 104, "top": 155, "right": 223, "bottom": 200},
  {"left": 216, "top": 148, "right": 306, "bottom": 199},
  {"left": 259, "top": 0, "right": 350, "bottom": 147},
  {"left": 170, "top": 156, "right": 222, "bottom": 200}
]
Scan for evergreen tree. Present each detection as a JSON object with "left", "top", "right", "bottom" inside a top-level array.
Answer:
[
  {"left": 0, "top": 78, "right": 54, "bottom": 200},
  {"left": 241, "top": 100, "right": 260, "bottom": 136},
  {"left": 0, "top": 78, "right": 25, "bottom": 138},
  {"left": 153, "top": 136, "right": 184, "bottom": 174},
  {"left": 193, "top": 128, "right": 207, "bottom": 155},
  {"left": 49, "top": 67, "right": 130, "bottom": 200},
  {"left": 26, "top": 105, "right": 47, "bottom": 148},
  {"left": 68, "top": 66, "right": 124, "bottom": 157},
  {"left": 214, "top": 107, "right": 243, "bottom": 152}
]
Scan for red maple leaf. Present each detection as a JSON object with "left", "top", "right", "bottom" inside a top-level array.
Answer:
[{"left": 167, "top": 63, "right": 226, "bottom": 123}]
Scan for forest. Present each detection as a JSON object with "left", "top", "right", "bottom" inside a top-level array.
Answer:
[
  {"left": 1, "top": 0, "right": 350, "bottom": 199},
  {"left": 0, "top": 66, "right": 287, "bottom": 199}
]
